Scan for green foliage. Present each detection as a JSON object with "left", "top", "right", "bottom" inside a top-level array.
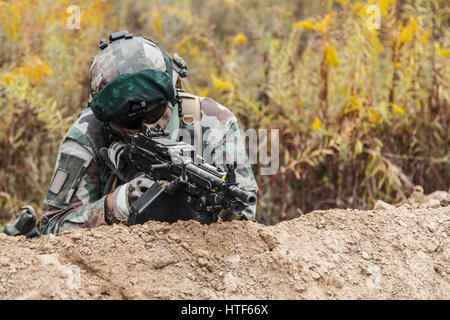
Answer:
[{"left": 0, "top": 0, "right": 448, "bottom": 224}]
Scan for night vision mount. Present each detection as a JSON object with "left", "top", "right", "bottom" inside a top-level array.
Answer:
[
  {"left": 99, "top": 30, "right": 133, "bottom": 49},
  {"left": 172, "top": 53, "right": 188, "bottom": 78}
]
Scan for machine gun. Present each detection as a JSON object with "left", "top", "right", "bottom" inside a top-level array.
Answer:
[{"left": 118, "top": 126, "right": 256, "bottom": 225}]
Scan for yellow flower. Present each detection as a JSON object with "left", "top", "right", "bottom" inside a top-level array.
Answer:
[
  {"left": 376, "top": 0, "right": 395, "bottom": 18},
  {"left": 398, "top": 18, "right": 420, "bottom": 47},
  {"left": 325, "top": 46, "right": 339, "bottom": 67},
  {"left": 175, "top": 35, "right": 191, "bottom": 56},
  {"left": 409, "top": 17, "right": 418, "bottom": 35},
  {"left": 270, "top": 39, "right": 280, "bottom": 50},
  {"left": 211, "top": 75, "right": 233, "bottom": 91},
  {"left": 39, "top": 60, "right": 53, "bottom": 77},
  {"left": 420, "top": 31, "right": 431, "bottom": 44},
  {"left": 398, "top": 26, "right": 412, "bottom": 46},
  {"left": 3, "top": 74, "right": 12, "bottom": 85},
  {"left": 342, "top": 95, "right": 362, "bottom": 114},
  {"left": 232, "top": 33, "right": 247, "bottom": 46},
  {"left": 392, "top": 104, "right": 405, "bottom": 115},
  {"left": 393, "top": 61, "right": 401, "bottom": 68},
  {"left": 12, "top": 56, "right": 54, "bottom": 83},
  {"left": 292, "top": 14, "right": 331, "bottom": 31},
  {"left": 351, "top": 2, "right": 364, "bottom": 14},
  {"left": 312, "top": 117, "right": 322, "bottom": 131},
  {"left": 369, "top": 109, "right": 381, "bottom": 124},
  {"left": 321, "top": 13, "right": 332, "bottom": 26},
  {"left": 292, "top": 19, "right": 321, "bottom": 30},
  {"left": 34, "top": 58, "right": 53, "bottom": 81},
  {"left": 439, "top": 49, "right": 450, "bottom": 57}
]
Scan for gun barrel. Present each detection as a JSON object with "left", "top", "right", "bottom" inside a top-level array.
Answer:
[
  {"left": 185, "top": 163, "right": 256, "bottom": 205},
  {"left": 227, "top": 185, "right": 257, "bottom": 205}
]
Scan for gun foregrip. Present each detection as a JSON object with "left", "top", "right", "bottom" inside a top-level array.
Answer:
[{"left": 128, "top": 182, "right": 165, "bottom": 225}]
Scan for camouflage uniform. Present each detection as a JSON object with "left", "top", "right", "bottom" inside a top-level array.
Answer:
[
  {"left": 39, "top": 33, "right": 258, "bottom": 235},
  {"left": 40, "top": 99, "right": 258, "bottom": 235}
]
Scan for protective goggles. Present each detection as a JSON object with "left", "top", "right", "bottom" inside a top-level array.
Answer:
[{"left": 113, "top": 100, "right": 168, "bottom": 130}]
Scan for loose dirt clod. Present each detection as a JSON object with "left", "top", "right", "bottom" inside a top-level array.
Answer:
[{"left": 0, "top": 206, "right": 449, "bottom": 299}]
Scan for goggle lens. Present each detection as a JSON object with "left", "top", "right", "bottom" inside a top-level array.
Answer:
[{"left": 115, "top": 100, "right": 168, "bottom": 129}]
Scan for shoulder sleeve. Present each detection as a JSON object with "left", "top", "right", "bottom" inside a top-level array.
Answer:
[
  {"left": 44, "top": 108, "right": 106, "bottom": 210},
  {"left": 40, "top": 109, "right": 112, "bottom": 234},
  {"left": 44, "top": 138, "right": 94, "bottom": 210}
]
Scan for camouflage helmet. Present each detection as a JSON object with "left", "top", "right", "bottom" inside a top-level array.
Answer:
[
  {"left": 88, "top": 31, "right": 187, "bottom": 126},
  {"left": 89, "top": 30, "right": 180, "bottom": 96}
]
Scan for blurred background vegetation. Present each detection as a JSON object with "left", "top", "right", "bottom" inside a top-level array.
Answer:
[{"left": 0, "top": 0, "right": 448, "bottom": 226}]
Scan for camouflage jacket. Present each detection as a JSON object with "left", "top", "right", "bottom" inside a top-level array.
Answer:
[{"left": 40, "top": 97, "right": 258, "bottom": 235}]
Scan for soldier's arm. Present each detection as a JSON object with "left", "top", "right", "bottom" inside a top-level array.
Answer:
[
  {"left": 202, "top": 107, "right": 258, "bottom": 221},
  {"left": 39, "top": 137, "right": 115, "bottom": 235}
]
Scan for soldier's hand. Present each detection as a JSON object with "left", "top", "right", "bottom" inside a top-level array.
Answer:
[{"left": 106, "top": 175, "right": 155, "bottom": 222}]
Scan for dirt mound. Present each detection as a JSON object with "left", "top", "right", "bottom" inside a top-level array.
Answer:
[{"left": 1, "top": 204, "right": 449, "bottom": 300}]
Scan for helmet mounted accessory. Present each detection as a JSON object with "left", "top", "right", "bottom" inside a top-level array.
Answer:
[
  {"left": 172, "top": 53, "right": 188, "bottom": 78},
  {"left": 109, "top": 30, "right": 133, "bottom": 42}
]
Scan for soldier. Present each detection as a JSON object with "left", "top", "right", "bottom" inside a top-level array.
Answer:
[{"left": 4, "top": 31, "right": 257, "bottom": 237}]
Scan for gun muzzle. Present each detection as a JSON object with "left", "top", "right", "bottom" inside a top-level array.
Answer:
[{"left": 228, "top": 186, "right": 257, "bottom": 205}]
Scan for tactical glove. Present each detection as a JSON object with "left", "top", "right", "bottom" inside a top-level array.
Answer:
[
  {"left": 106, "top": 175, "right": 155, "bottom": 223},
  {"left": 3, "top": 206, "right": 36, "bottom": 236}
]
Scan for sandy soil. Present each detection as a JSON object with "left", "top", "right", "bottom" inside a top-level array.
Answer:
[{"left": 0, "top": 191, "right": 449, "bottom": 300}]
